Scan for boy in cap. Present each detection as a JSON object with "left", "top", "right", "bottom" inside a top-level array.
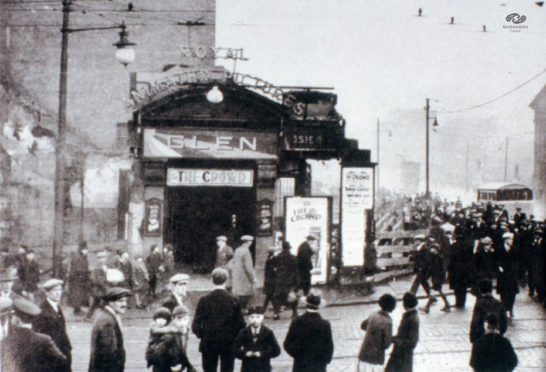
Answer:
[
  {"left": 470, "top": 314, "right": 518, "bottom": 372},
  {"left": 89, "top": 287, "right": 131, "bottom": 372},
  {"left": 2, "top": 297, "right": 68, "bottom": 372},
  {"left": 357, "top": 294, "right": 396, "bottom": 371},
  {"left": 162, "top": 273, "right": 190, "bottom": 313},
  {"left": 385, "top": 292, "right": 420, "bottom": 372},
  {"left": 284, "top": 289, "right": 334, "bottom": 372},
  {"left": 33, "top": 278, "right": 72, "bottom": 372},
  {"left": 146, "top": 307, "right": 196, "bottom": 372},
  {"left": 215, "top": 236, "right": 234, "bottom": 269},
  {"left": 172, "top": 305, "right": 191, "bottom": 351},
  {"left": 233, "top": 305, "right": 280, "bottom": 372}
]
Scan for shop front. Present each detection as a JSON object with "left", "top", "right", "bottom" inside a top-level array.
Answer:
[{"left": 127, "top": 69, "right": 374, "bottom": 284}]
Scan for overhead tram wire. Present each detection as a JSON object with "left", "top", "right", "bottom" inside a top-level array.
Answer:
[{"left": 440, "top": 68, "right": 546, "bottom": 114}]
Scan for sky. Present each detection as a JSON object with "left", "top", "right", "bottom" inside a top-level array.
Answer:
[{"left": 215, "top": 0, "right": 546, "bottom": 197}]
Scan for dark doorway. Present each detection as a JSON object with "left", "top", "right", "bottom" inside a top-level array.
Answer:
[{"left": 165, "top": 186, "right": 255, "bottom": 273}]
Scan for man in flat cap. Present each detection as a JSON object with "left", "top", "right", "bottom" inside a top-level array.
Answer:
[
  {"left": 214, "top": 236, "right": 234, "bottom": 270},
  {"left": 284, "top": 289, "right": 333, "bottom": 372},
  {"left": 192, "top": 268, "right": 245, "bottom": 372},
  {"left": 296, "top": 235, "right": 318, "bottom": 296},
  {"left": 162, "top": 273, "right": 190, "bottom": 313},
  {"left": 229, "top": 235, "right": 257, "bottom": 311},
  {"left": 89, "top": 287, "right": 131, "bottom": 372},
  {"left": 2, "top": 297, "right": 68, "bottom": 372},
  {"left": 33, "top": 279, "right": 72, "bottom": 372}
]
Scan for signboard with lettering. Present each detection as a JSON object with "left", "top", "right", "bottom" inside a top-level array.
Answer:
[
  {"left": 283, "top": 127, "right": 343, "bottom": 151},
  {"left": 341, "top": 167, "right": 374, "bottom": 266},
  {"left": 284, "top": 197, "right": 330, "bottom": 284},
  {"left": 256, "top": 199, "right": 273, "bottom": 236},
  {"left": 144, "top": 128, "right": 278, "bottom": 159},
  {"left": 167, "top": 168, "right": 254, "bottom": 187},
  {"left": 143, "top": 198, "right": 162, "bottom": 237}
]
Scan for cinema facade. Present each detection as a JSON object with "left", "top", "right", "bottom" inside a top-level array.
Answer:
[{"left": 125, "top": 67, "right": 375, "bottom": 284}]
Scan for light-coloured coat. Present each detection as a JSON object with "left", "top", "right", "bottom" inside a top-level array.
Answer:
[
  {"left": 228, "top": 244, "right": 256, "bottom": 297},
  {"left": 358, "top": 310, "right": 393, "bottom": 365}
]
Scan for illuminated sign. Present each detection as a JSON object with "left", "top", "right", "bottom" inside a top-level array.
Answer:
[
  {"left": 144, "top": 128, "right": 277, "bottom": 159},
  {"left": 167, "top": 168, "right": 254, "bottom": 187}
]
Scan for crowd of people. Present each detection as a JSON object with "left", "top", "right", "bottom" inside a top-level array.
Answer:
[{"left": 0, "top": 198, "right": 544, "bottom": 372}]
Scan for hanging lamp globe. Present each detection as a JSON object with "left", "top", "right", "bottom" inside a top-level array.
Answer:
[
  {"left": 113, "top": 22, "right": 136, "bottom": 67},
  {"left": 206, "top": 85, "right": 224, "bottom": 104}
]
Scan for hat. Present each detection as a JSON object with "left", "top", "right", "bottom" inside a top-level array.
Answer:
[
  {"left": 0, "top": 269, "right": 17, "bottom": 282},
  {"left": 441, "top": 223, "right": 455, "bottom": 233},
  {"left": 97, "top": 250, "right": 108, "bottom": 259},
  {"left": 0, "top": 297, "right": 12, "bottom": 314},
  {"left": 241, "top": 235, "right": 254, "bottom": 242},
  {"left": 306, "top": 289, "right": 322, "bottom": 310},
  {"left": 103, "top": 287, "right": 131, "bottom": 302},
  {"left": 13, "top": 297, "right": 41, "bottom": 322},
  {"left": 306, "top": 235, "right": 317, "bottom": 241},
  {"left": 502, "top": 232, "right": 514, "bottom": 240},
  {"left": 40, "top": 278, "right": 63, "bottom": 291},
  {"left": 480, "top": 237, "right": 492, "bottom": 245},
  {"left": 153, "top": 307, "right": 171, "bottom": 323},
  {"left": 172, "top": 305, "right": 189, "bottom": 317},
  {"left": 414, "top": 234, "right": 426, "bottom": 240},
  {"left": 169, "top": 273, "right": 190, "bottom": 284},
  {"left": 247, "top": 305, "right": 265, "bottom": 315},
  {"left": 216, "top": 236, "right": 227, "bottom": 242}
]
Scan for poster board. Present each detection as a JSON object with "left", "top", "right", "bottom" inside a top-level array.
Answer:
[
  {"left": 284, "top": 196, "right": 330, "bottom": 284},
  {"left": 341, "top": 167, "right": 374, "bottom": 266}
]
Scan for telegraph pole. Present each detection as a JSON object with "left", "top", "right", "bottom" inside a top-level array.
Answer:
[
  {"left": 425, "top": 98, "right": 430, "bottom": 197},
  {"left": 376, "top": 118, "right": 380, "bottom": 193},
  {"left": 504, "top": 137, "right": 509, "bottom": 182}
]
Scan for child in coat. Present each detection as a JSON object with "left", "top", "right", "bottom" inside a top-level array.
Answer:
[
  {"left": 233, "top": 305, "right": 281, "bottom": 372},
  {"left": 146, "top": 307, "right": 195, "bottom": 372}
]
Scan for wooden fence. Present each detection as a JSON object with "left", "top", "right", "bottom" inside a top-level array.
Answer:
[{"left": 373, "top": 229, "right": 428, "bottom": 283}]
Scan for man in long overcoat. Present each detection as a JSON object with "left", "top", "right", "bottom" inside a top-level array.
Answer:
[
  {"left": 296, "top": 235, "right": 316, "bottom": 295},
  {"left": 88, "top": 287, "right": 131, "bottom": 372},
  {"left": 385, "top": 292, "right": 419, "bottom": 372},
  {"left": 448, "top": 231, "right": 474, "bottom": 308},
  {"left": 86, "top": 250, "right": 110, "bottom": 321},
  {"left": 33, "top": 279, "right": 72, "bottom": 372},
  {"left": 271, "top": 241, "right": 298, "bottom": 319},
  {"left": 2, "top": 297, "right": 68, "bottom": 372},
  {"left": 68, "top": 242, "right": 90, "bottom": 315},
  {"left": 228, "top": 235, "right": 257, "bottom": 310},
  {"left": 284, "top": 290, "right": 334, "bottom": 372},
  {"left": 496, "top": 232, "right": 519, "bottom": 318},
  {"left": 192, "top": 268, "right": 246, "bottom": 372}
]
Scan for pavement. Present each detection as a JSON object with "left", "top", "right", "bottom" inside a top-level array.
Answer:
[{"left": 62, "top": 276, "right": 545, "bottom": 371}]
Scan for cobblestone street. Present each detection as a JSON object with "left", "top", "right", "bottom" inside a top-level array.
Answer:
[{"left": 66, "top": 282, "right": 545, "bottom": 372}]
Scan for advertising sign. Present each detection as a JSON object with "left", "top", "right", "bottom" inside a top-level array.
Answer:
[
  {"left": 284, "top": 197, "right": 330, "bottom": 284},
  {"left": 167, "top": 168, "right": 254, "bottom": 187},
  {"left": 341, "top": 167, "right": 374, "bottom": 266},
  {"left": 256, "top": 199, "right": 273, "bottom": 236},
  {"left": 142, "top": 198, "right": 162, "bottom": 237},
  {"left": 143, "top": 128, "right": 277, "bottom": 159}
]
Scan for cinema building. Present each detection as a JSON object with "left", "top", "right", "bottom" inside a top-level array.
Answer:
[{"left": 125, "top": 67, "right": 375, "bottom": 284}]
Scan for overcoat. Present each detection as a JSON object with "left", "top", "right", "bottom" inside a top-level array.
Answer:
[
  {"left": 358, "top": 310, "right": 393, "bottom": 365},
  {"left": 296, "top": 242, "right": 313, "bottom": 289},
  {"left": 448, "top": 241, "right": 473, "bottom": 290},
  {"left": 1, "top": 325, "right": 68, "bottom": 372},
  {"left": 88, "top": 308, "right": 126, "bottom": 372},
  {"left": 469, "top": 333, "right": 518, "bottom": 372},
  {"left": 229, "top": 245, "right": 256, "bottom": 297},
  {"left": 283, "top": 311, "right": 334, "bottom": 372},
  {"left": 68, "top": 252, "right": 90, "bottom": 307},
  {"left": 496, "top": 247, "right": 519, "bottom": 297},
  {"left": 33, "top": 300, "right": 72, "bottom": 371},
  {"left": 145, "top": 327, "right": 193, "bottom": 372},
  {"left": 233, "top": 325, "right": 281, "bottom": 372},
  {"left": 214, "top": 245, "right": 234, "bottom": 269},
  {"left": 469, "top": 294, "right": 508, "bottom": 343},
  {"left": 385, "top": 309, "right": 419, "bottom": 372}
]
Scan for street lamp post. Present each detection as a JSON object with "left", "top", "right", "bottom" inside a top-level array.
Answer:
[
  {"left": 425, "top": 98, "right": 430, "bottom": 198},
  {"left": 52, "top": 0, "right": 136, "bottom": 276}
]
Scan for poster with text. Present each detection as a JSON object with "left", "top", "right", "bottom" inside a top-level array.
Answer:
[
  {"left": 341, "top": 167, "right": 374, "bottom": 267},
  {"left": 285, "top": 197, "right": 330, "bottom": 284}
]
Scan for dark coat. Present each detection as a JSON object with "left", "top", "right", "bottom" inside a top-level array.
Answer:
[
  {"left": 33, "top": 300, "right": 72, "bottom": 371},
  {"left": 448, "top": 241, "right": 474, "bottom": 290},
  {"left": 296, "top": 242, "right": 314, "bottom": 280},
  {"left": 272, "top": 250, "right": 298, "bottom": 287},
  {"left": 263, "top": 252, "right": 277, "bottom": 296},
  {"left": 429, "top": 252, "right": 446, "bottom": 290},
  {"left": 146, "top": 328, "right": 193, "bottom": 372},
  {"left": 358, "top": 310, "right": 393, "bottom": 365},
  {"left": 233, "top": 325, "right": 281, "bottom": 372},
  {"left": 88, "top": 308, "right": 126, "bottom": 372},
  {"left": 68, "top": 252, "right": 90, "bottom": 307},
  {"left": 473, "top": 248, "right": 497, "bottom": 282},
  {"left": 470, "top": 294, "right": 508, "bottom": 343},
  {"left": 161, "top": 293, "right": 184, "bottom": 314},
  {"left": 91, "top": 267, "right": 108, "bottom": 298},
  {"left": 1, "top": 325, "right": 68, "bottom": 372},
  {"left": 283, "top": 311, "right": 334, "bottom": 372},
  {"left": 496, "top": 247, "right": 519, "bottom": 297},
  {"left": 24, "top": 259, "right": 40, "bottom": 292},
  {"left": 385, "top": 309, "right": 419, "bottom": 372},
  {"left": 469, "top": 333, "right": 518, "bottom": 372},
  {"left": 411, "top": 245, "right": 431, "bottom": 278},
  {"left": 192, "top": 288, "right": 245, "bottom": 344}
]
